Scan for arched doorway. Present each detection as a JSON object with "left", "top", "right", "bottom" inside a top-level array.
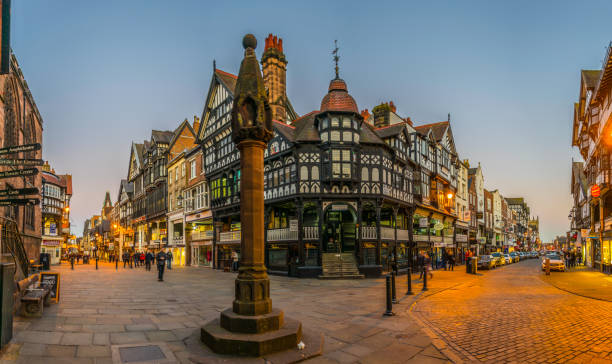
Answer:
[{"left": 323, "top": 203, "right": 357, "bottom": 253}]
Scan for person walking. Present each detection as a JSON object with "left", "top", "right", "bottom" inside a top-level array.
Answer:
[
  {"left": 156, "top": 250, "right": 167, "bottom": 281},
  {"left": 231, "top": 250, "right": 239, "bottom": 272},
  {"left": 167, "top": 250, "right": 173, "bottom": 270},
  {"left": 145, "top": 250, "right": 153, "bottom": 271},
  {"left": 448, "top": 252, "right": 455, "bottom": 271},
  {"left": 140, "top": 252, "right": 145, "bottom": 268},
  {"left": 417, "top": 251, "right": 425, "bottom": 279},
  {"left": 423, "top": 253, "right": 433, "bottom": 280},
  {"left": 428, "top": 251, "right": 435, "bottom": 270}
]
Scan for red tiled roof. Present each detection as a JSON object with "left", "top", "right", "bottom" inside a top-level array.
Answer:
[
  {"left": 320, "top": 78, "right": 358, "bottom": 113},
  {"left": 215, "top": 69, "right": 237, "bottom": 93}
]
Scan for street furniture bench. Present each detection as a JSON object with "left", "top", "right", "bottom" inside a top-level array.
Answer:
[{"left": 19, "top": 276, "right": 52, "bottom": 318}]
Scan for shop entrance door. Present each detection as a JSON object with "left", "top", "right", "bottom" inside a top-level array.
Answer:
[{"left": 323, "top": 204, "right": 356, "bottom": 253}]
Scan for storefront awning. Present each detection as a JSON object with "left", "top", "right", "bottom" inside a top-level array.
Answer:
[{"left": 415, "top": 203, "right": 457, "bottom": 220}]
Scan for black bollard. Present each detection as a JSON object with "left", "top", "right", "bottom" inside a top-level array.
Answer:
[
  {"left": 71, "top": 258, "right": 74, "bottom": 270},
  {"left": 96, "top": 258, "right": 98, "bottom": 270},
  {"left": 383, "top": 275, "right": 394, "bottom": 316},
  {"left": 116, "top": 259, "right": 118, "bottom": 270},
  {"left": 406, "top": 267, "right": 414, "bottom": 295},
  {"left": 422, "top": 267, "right": 428, "bottom": 291},
  {"left": 391, "top": 271, "right": 398, "bottom": 304}
]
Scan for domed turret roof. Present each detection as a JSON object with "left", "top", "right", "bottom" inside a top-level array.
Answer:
[{"left": 320, "top": 78, "right": 358, "bottom": 113}]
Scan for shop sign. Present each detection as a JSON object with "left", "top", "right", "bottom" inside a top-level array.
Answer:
[
  {"left": 331, "top": 204, "right": 348, "bottom": 211},
  {"left": 433, "top": 222, "right": 444, "bottom": 231},
  {"left": 419, "top": 218, "right": 428, "bottom": 228},
  {"left": 464, "top": 211, "right": 471, "bottom": 222},
  {"left": 591, "top": 184, "right": 600, "bottom": 198},
  {"left": 50, "top": 224, "right": 56, "bottom": 235},
  {"left": 43, "top": 240, "right": 60, "bottom": 246},
  {"left": 289, "top": 219, "right": 298, "bottom": 232},
  {"left": 109, "top": 243, "right": 114, "bottom": 250}
]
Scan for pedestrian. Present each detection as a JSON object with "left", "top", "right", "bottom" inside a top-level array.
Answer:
[
  {"left": 418, "top": 252, "right": 426, "bottom": 280},
  {"left": 428, "top": 251, "right": 435, "bottom": 270},
  {"left": 423, "top": 253, "right": 433, "bottom": 280},
  {"left": 167, "top": 250, "right": 173, "bottom": 270},
  {"left": 145, "top": 250, "right": 153, "bottom": 271},
  {"left": 231, "top": 250, "right": 239, "bottom": 272},
  {"left": 577, "top": 250, "right": 582, "bottom": 265},
  {"left": 448, "top": 252, "right": 455, "bottom": 271},
  {"left": 140, "top": 252, "right": 145, "bottom": 267},
  {"left": 123, "top": 252, "right": 128, "bottom": 268},
  {"left": 156, "top": 250, "right": 167, "bottom": 282}
]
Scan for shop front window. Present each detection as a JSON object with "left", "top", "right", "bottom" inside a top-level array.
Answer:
[
  {"left": 268, "top": 244, "right": 288, "bottom": 268},
  {"left": 413, "top": 213, "right": 428, "bottom": 236},
  {"left": 362, "top": 242, "right": 376, "bottom": 265},
  {"left": 304, "top": 243, "right": 319, "bottom": 266}
]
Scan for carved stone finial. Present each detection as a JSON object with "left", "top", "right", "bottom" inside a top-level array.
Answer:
[{"left": 243, "top": 34, "right": 257, "bottom": 50}]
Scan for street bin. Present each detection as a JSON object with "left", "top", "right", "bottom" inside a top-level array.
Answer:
[
  {"left": 471, "top": 257, "right": 478, "bottom": 274},
  {"left": 0, "top": 262, "right": 15, "bottom": 349},
  {"left": 466, "top": 258, "right": 472, "bottom": 274}
]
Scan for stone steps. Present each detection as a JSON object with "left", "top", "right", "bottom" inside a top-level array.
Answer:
[{"left": 319, "top": 253, "right": 364, "bottom": 279}]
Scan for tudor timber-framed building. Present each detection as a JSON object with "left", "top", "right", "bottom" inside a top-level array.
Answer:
[{"left": 196, "top": 34, "right": 465, "bottom": 277}]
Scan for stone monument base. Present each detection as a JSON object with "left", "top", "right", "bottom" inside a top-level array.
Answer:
[{"left": 201, "top": 310, "right": 301, "bottom": 357}]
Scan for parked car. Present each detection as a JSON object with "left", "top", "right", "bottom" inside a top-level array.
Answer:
[
  {"left": 503, "top": 254, "right": 513, "bottom": 264},
  {"left": 541, "top": 253, "right": 565, "bottom": 272},
  {"left": 510, "top": 252, "right": 520, "bottom": 263},
  {"left": 491, "top": 252, "right": 504, "bottom": 266},
  {"left": 477, "top": 255, "right": 496, "bottom": 270}
]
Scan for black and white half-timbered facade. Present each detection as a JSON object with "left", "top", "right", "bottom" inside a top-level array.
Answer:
[{"left": 196, "top": 35, "right": 463, "bottom": 277}]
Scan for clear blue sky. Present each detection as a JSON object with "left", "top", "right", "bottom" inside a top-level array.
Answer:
[{"left": 10, "top": 0, "right": 612, "bottom": 242}]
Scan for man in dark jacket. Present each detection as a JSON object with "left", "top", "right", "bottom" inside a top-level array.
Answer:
[
  {"left": 145, "top": 250, "right": 153, "bottom": 271},
  {"left": 156, "top": 250, "right": 167, "bottom": 281}
]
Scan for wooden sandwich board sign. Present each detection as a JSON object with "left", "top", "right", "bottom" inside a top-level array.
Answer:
[
  {"left": 0, "top": 198, "right": 39, "bottom": 206},
  {"left": 0, "top": 187, "right": 39, "bottom": 197},
  {"left": 0, "top": 143, "right": 41, "bottom": 156},
  {"left": 0, "top": 168, "right": 38, "bottom": 179},
  {"left": 0, "top": 159, "right": 44, "bottom": 166},
  {"left": 39, "top": 272, "right": 60, "bottom": 303}
]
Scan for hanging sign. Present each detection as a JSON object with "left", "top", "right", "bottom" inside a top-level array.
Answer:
[
  {"left": 419, "top": 218, "right": 428, "bottom": 228},
  {"left": 289, "top": 219, "right": 298, "bottom": 232},
  {"left": 0, "top": 168, "right": 38, "bottom": 179},
  {"left": 0, "top": 187, "right": 39, "bottom": 197},
  {"left": 433, "top": 222, "right": 444, "bottom": 231},
  {"left": 0, "top": 158, "right": 44, "bottom": 166},
  {"left": 591, "top": 184, "right": 600, "bottom": 198},
  {"left": 0, "top": 143, "right": 41, "bottom": 156},
  {"left": 0, "top": 198, "right": 39, "bottom": 206}
]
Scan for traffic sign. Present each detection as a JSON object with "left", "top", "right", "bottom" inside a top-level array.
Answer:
[
  {"left": 0, "top": 143, "right": 41, "bottom": 156},
  {"left": 0, "top": 187, "right": 39, "bottom": 197},
  {"left": 0, "top": 168, "right": 38, "bottom": 179},
  {"left": 0, "top": 158, "right": 44, "bottom": 166},
  {"left": 0, "top": 198, "right": 39, "bottom": 206}
]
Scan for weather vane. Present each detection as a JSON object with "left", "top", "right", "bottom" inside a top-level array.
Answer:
[{"left": 332, "top": 39, "right": 339, "bottom": 79}]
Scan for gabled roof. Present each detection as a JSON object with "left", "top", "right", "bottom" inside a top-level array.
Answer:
[
  {"left": 360, "top": 122, "right": 386, "bottom": 145},
  {"left": 415, "top": 121, "right": 448, "bottom": 142},
  {"left": 505, "top": 197, "right": 525, "bottom": 205},
  {"left": 151, "top": 130, "right": 174, "bottom": 145},
  {"left": 215, "top": 69, "right": 237, "bottom": 93},
  {"left": 167, "top": 119, "right": 196, "bottom": 154},
  {"left": 374, "top": 123, "right": 408, "bottom": 139},
  {"left": 273, "top": 120, "right": 295, "bottom": 142},
  {"left": 60, "top": 175, "right": 73, "bottom": 196},
  {"left": 572, "top": 161, "right": 587, "bottom": 198},
  {"left": 582, "top": 70, "right": 601, "bottom": 89},
  {"left": 291, "top": 111, "right": 320, "bottom": 142}
]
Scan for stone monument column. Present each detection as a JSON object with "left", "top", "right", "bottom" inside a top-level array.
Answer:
[{"left": 200, "top": 35, "right": 321, "bottom": 359}]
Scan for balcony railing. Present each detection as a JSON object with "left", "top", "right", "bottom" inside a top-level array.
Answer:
[
  {"left": 303, "top": 226, "right": 318, "bottom": 240},
  {"left": 361, "top": 226, "right": 377, "bottom": 240},
  {"left": 381, "top": 226, "right": 395, "bottom": 240},
  {"left": 267, "top": 228, "right": 298, "bottom": 241},
  {"left": 190, "top": 230, "right": 213, "bottom": 241},
  {"left": 397, "top": 229, "right": 409, "bottom": 240},
  {"left": 220, "top": 231, "right": 241, "bottom": 243}
]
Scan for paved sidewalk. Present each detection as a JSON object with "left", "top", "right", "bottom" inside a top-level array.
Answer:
[
  {"left": 0, "top": 262, "right": 476, "bottom": 364},
  {"left": 540, "top": 265, "right": 612, "bottom": 302}
]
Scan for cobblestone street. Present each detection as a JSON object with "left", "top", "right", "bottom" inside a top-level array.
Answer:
[{"left": 412, "top": 260, "right": 612, "bottom": 363}]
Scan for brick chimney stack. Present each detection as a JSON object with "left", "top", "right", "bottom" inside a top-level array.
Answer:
[{"left": 261, "top": 34, "right": 288, "bottom": 123}]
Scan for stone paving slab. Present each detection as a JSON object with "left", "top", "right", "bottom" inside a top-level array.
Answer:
[{"left": 0, "top": 261, "right": 457, "bottom": 363}]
